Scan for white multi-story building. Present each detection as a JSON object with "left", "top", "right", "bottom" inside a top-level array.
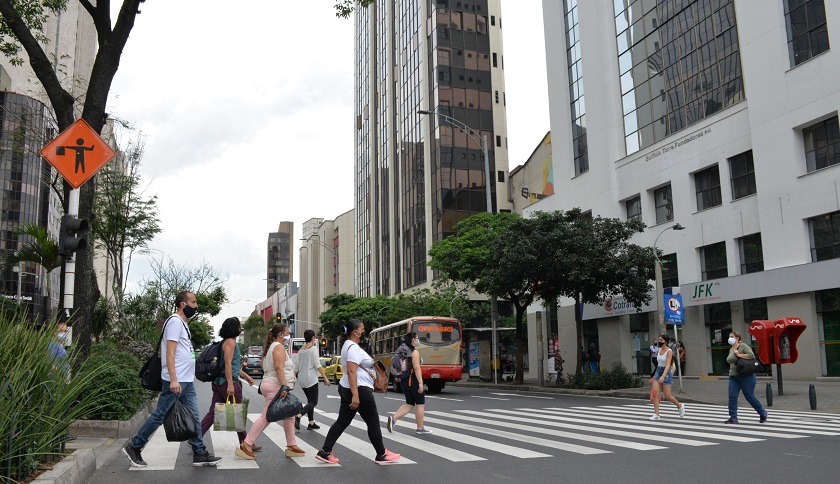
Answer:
[{"left": 531, "top": 0, "right": 840, "bottom": 379}]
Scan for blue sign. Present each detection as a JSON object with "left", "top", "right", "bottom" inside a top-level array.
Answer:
[
  {"left": 664, "top": 294, "right": 684, "bottom": 326},
  {"left": 468, "top": 341, "right": 480, "bottom": 376}
]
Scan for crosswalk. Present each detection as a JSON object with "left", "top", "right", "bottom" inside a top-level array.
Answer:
[{"left": 126, "top": 403, "right": 840, "bottom": 470}]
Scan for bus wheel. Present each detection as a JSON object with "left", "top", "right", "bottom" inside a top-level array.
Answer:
[{"left": 426, "top": 381, "right": 444, "bottom": 394}]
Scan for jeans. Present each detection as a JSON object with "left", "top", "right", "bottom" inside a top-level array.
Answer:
[
  {"left": 244, "top": 380, "right": 295, "bottom": 447},
  {"left": 301, "top": 384, "right": 319, "bottom": 422},
  {"left": 131, "top": 380, "right": 205, "bottom": 455},
  {"left": 321, "top": 385, "right": 385, "bottom": 456},
  {"left": 200, "top": 380, "right": 246, "bottom": 442},
  {"left": 588, "top": 361, "right": 599, "bottom": 373},
  {"left": 728, "top": 374, "right": 766, "bottom": 419}
]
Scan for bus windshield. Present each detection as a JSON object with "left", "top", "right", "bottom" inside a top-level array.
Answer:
[{"left": 413, "top": 321, "right": 461, "bottom": 346}]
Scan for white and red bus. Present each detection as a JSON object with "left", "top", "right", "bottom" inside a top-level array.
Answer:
[{"left": 369, "top": 316, "right": 462, "bottom": 393}]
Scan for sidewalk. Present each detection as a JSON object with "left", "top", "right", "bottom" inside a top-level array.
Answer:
[{"left": 450, "top": 375, "right": 840, "bottom": 414}]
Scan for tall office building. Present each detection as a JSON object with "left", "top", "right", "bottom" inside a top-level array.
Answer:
[
  {"left": 534, "top": 0, "right": 840, "bottom": 378},
  {"left": 266, "top": 221, "right": 294, "bottom": 297},
  {"left": 354, "top": 0, "right": 511, "bottom": 297}
]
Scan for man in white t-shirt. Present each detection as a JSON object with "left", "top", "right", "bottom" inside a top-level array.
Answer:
[{"left": 123, "top": 291, "right": 222, "bottom": 468}]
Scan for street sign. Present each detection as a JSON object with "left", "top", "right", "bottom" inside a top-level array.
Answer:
[
  {"left": 40, "top": 119, "right": 116, "bottom": 189},
  {"left": 664, "top": 294, "right": 684, "bottom": 326}
]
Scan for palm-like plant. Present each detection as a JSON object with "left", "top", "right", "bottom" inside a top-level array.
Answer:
[{"left": 3, "top": 223, "right": 63, "bottom": 317}]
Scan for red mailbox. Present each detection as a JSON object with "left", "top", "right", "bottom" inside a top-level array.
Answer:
[{"left": 748, "top": 317, "right": 806, "bottom": 364}]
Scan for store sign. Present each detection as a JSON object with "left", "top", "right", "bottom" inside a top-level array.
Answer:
[
  {"left": 582, "top": 295, "right": 655, "bottom": 320},
  {"left": 2, "top": 294, "right": 33, "bottom": 302}
]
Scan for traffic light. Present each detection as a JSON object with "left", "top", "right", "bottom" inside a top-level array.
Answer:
[
  {"left": 59, "top": 214, "right": 89, "bottom": 257},
  {"left": 276, "top": 314, "right": 282, "bottom": 322},
  {"left": 321, "top": 338, "right": 327, "bottom": 347}
]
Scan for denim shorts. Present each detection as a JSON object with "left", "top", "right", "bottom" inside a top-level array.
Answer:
[{"left": 653, "top": 366, "right": 673, "bottom": 386}]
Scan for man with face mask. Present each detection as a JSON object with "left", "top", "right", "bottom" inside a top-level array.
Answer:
[{"left": 123, "top": 291, "right": 223, "bottom": 468}]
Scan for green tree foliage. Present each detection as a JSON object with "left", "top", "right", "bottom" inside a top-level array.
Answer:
[
  {"left": 2, "top": 223, "right": 63, "bottom": 320},
  {"left": 332, "top": 0, "right": 375, "bottom": 18},
  {"left": 188, "top": 318, "right": 213, "bottom": 349},
  {"left": 243, "top": 313, "right": 270, "bottom": 347}
]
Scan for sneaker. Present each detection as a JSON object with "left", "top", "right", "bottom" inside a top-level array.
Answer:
[
  {"left": 307, "top": 422, "right": 320, "bottom": 430},
  {"left": 193, "top": 451, "right": 222, "bottom": 467},
  {"left": 679, "top": 404, "right": 686, "bottom": 418},
  {"left": 285, "top": 445, "right": 306, "bottom": 457},
  {"left": 235, "top": 444, "right": 255, "bottom": 460},
  {"left": 375, "top": 450, "right": 401, "bottom": 464},
  {"left": 294, "top": 416, "right": 301, "bottom": 430},
  {"left": 649, "top": 414, "right": 660, "bottom": 421},
  {"left": 122, "top": 443, "right": 147, "bottom": 467},
  {"left": 760, "top": 411, "right": 768, "bottom": 423},
  {"left": 416, "top": 428, "right": 433, "bottom": 435},
  {"left": 724, "top": 418, "right": 739, "bottom": 424},
  {"left": 315, "top": 449, "right": 339, "bottom": 464}
]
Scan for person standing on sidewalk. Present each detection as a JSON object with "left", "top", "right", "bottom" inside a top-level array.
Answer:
[
  {"left": 649, "top": 334, "right": 685, "bottom": 421},
  {"left": 237, "top": 323, "right": 304, "bottom": 459},
  {"left": 724, "top": 332, "right": 769, "bottom": 424},
  {"left": 295, "top": 329, "right": 331, "bottom": 431},
  {"left": 387, "top": 332, "right": 431, "bottom": 435},
  {"left": 316, "top": 319, "right": 400, "bottom": 465},
  {"left": 123, "top": 291, "right": 222, "bottom": 468},
  {"left": 587, "top": 343, "right": 601, "bottom": 373},
  {"left": 199, "top": 317, "right": 259, "bottom": 452}
]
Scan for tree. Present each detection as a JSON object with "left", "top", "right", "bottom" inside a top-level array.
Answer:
[
  {"left": 92, "top": 130, "right": 161, "bottom": 319},
  {"left": 0, "top": 0, "right": 146, "bottom": 359},
  {"left": 429, "top": 212, "right": 538, "bottom": 383},
  {"left": 3, "top": 223, "right": 63, "bottom": 321},
  {"left": 528, "top": 209, "right": 657, "bottom": 374},
  {"left": 243, "top": 313, "right": 270, "bottom": 347},
  {"left": 332, "top": 0, "right": 375, "bottom": 18}
]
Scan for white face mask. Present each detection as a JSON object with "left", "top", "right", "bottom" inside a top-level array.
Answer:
[
  {"left": 728, "top": 337, "right": 737, "bottom": 345},
  {"left": 284, "top": 335, "right": 290, "bottom": 342},
  {"left": 57, "top": 332, "right": 69, "bottom": 344}
]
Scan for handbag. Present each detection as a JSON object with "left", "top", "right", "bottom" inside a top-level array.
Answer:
[
  {"left": 266, "top": 386, "right": 303, "bottom": 422},
  {"left": 373, "top": 360, "right": 388, "bottom": 393},
  {"left": 164, "top": 396, "right": 199, "bottom": 442},
  {"left": 139, "top": 318, "right": 172, "bottom": 391},
  {"left": 213, "top": 395, "right": 250, "bottom": 432},
  {"left": 735, "top": 358, "right": 761, "bottom": 376}
]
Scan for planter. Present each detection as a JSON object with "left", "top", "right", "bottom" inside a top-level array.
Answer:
[{"left": 69, "top": 397, "right": 157, "bottom": 439}]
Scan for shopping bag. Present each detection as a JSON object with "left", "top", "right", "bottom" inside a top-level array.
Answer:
[
  {"left": 164, "top": 396, "right": 199, "bottom": 442},
  {"left": 213, "top": 395, "right": 250, "bottom": 432},
  {"left": 266, "top": 386, "right": 303, "bottom": 422}
]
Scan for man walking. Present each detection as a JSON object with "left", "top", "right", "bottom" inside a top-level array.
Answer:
[{"left": 123, "top": 291, "right": 222, "bottom": 467}]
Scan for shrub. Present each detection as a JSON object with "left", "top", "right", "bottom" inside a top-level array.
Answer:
[
  {"left": 81, "top": 343, "right": 148, "bottom": 420},
  {"left": 565, "top": 363, "right": 643, "bottom": 390}
]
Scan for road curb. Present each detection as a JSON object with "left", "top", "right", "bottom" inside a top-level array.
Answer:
[{"left": 31, "top": 448, "right": 95, "bottom": 484}]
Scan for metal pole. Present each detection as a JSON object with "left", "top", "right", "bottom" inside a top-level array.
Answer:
[
  {"left": 491, "top": 295, "right": 498, "bottom": 384},
  {"left": 655, "top": 258, "right": 664, "bottom": 333},
  {"left": 673, "top": 324, "right": 684, "bottom": 393},
  {"left": 481, "top": 134, "right": 491, "bottom": 213},
  {"left": 62, "top": 188, "right": 80, "bottom": 316}
]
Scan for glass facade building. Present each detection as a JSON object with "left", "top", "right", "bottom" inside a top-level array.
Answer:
[{"left": 267, "top": 222, "right": 293, "bottom": 297}]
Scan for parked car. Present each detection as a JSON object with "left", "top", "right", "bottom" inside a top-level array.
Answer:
[
  {"left": 319, "top": 356, "right": 343, "bottom": 383},
  {"left": 243, "top": 355, "right": 264, "bottom": 379}
]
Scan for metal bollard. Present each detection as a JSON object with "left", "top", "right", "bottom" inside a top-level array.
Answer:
[
  {"left": 766, "top": 382, "right": 773, "bottom": 407},
  {"left": 809, "top": 383, "right": 817, "bottom": 410}
]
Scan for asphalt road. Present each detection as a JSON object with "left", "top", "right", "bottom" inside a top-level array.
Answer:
[{"left": 89, "top": 381, "right": 840, "bottom": 484}]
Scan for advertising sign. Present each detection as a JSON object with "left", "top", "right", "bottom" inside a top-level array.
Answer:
[
  {"left": 664, "top": 294, "right": 684, "bottom": 326},
  {"left": 468, "top": 341, "right": 480, "bottom": 377}
]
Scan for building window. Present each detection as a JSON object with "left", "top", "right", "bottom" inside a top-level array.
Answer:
[
  {"left": 803, "top": 116, "right": 840, "bottom": 172},
  {"left": 729, "top": 150, "right": 756, "bottom": 199},
  {"left": 700, "top": 241, "right": 728, "bottom": 280},
  {"left": 491, "top": 15, "right": 495, "bottom": 26},
  {"left": 744, "top": 298, "right": 768, "bottom": 324},
  {"left": 785, "top": 0, "right": 830, "bottom": 66},
  {"left": 492, "top": 52, "right": 498, "bottom": 67},
  {"left": 695, "top": 164, "right": 722, "bottom": 211},
  {"left": 737, "top": 233, "right": 764, "bottom": 274},
  {"left": 495, "top": 135, "right": 501, "bottom": 147},
  {"left": 817, "top": 288, "right": 840, "bottom": 376},
  {"left": 654, "top": 185, "right": 673, "bottom": 224},
  {"left": 565, "top": 0, "right": 588, "bottom": 176},
  {"left": 661, "top": 253, "right": 679, "bottom": 289},
  {"left": 625, "top": 196, "right": 641, "bottom": 222},
  {"left": 809, "top": 210, "right": 840, "bottom": 261}
]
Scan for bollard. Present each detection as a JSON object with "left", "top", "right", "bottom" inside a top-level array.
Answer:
[
  {"left": 766, "top": 382, "right": 773, "bottom": 407},
  {"left": 809, "top": 383, "right": 817, "bottom": 410}
]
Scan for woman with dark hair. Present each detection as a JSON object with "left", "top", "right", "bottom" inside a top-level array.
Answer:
[
  {"left": 387, "top": 332, "right": 431, "bottom": 434},
  {"left": 295, "top": 329, "right": 331, "bottom": 430},
  {"left": 649, "top": 333, "right": 685, "bottom": 421},
  {"left": 316, "top": 319, "right": 400, "bottom": 464},
  {"left": 237, "top": 323, "right": 304, "bottom": 459},
  {"left": 200, "top": 317, "right": 258, "bottom": 451},
  {"left": 725, "top": 332, "right": 768, "bottom": 424}
]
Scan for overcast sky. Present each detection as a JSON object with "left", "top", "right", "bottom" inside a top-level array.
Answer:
[{"left": 108, "top": 1, "right": 549, "bottom": 332}]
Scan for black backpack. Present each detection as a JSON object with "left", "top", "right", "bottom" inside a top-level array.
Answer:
[{"left": 195, "top": 340, "right": 224, "bottom": 382}]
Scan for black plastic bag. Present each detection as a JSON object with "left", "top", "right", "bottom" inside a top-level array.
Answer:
[
  {"left": 164, "top": 396, "right": 198, "bottom": 442},
  {"left": 266, "top": 386, "right": 303, "bottom": 422}
]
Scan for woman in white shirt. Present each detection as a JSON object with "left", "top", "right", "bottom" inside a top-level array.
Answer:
[
  {"left": 295, "top": 329, "right": 330, "bottom": 430},
  {"left": 315, "top": 319, "right": 400, "bottom": 465}
]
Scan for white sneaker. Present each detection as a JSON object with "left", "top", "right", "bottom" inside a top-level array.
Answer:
[
  {"left": 649, "top": 414, "right": 660, "bottom": 421},
  {"left": 679, "top": 404, "right": 686, "bottom": 418}
]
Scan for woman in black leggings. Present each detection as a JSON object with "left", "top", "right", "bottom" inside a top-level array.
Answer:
[
  {"left": 295, "top": 330, "right": 331, "bottom": 430},
  {"left": 315, "top": 319, "right": 400, "bottom": 465}
]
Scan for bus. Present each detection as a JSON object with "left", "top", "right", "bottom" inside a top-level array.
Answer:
[{"left": 369, "top": 316, "right": 462, "bottom": 394}]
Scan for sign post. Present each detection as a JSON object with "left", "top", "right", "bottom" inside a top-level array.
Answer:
[{"left": 40, "top": 119, "right": 115, "bottom": 317}]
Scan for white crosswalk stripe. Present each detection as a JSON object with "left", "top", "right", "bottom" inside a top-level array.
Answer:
[
  {"left": 253, "top": 413, "right": 337, "bottom": 468},
  {"left": 128, "top": 426, "right": 180, "bottom": 471},
  {"left": 210, "top": 428, "right": 259, "bottom": 469}
]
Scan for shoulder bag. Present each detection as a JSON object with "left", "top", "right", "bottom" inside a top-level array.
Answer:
[
  {"left": 735, "top": 357, "right": 761, "bottom": 376},
  {"left": 139, "top": 317, "right": 174, "bottom": 391}
]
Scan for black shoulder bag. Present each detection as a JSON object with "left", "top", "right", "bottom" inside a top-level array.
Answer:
[{"left": 139, "top": 317, "right": 174, "bottom": 391}]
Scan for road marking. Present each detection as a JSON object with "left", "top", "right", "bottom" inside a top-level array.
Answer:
[
  {"left": 424, "top": 411, "right": 609, "bottom": 455},
  {"left": 210, "top": 428, "right": 259, "bottom": 469},
  {"left": 313, "top": 411, "right": 415, "bottom": 465},
  {"left": 687, "top": 403, "right": 840, "bottom": 420},
  {"left": 368, "top": 416, "right": 484, "bottom": 461},
  {"left": 424, "top": 395, "right": 464, "bottom": 402},
  {"left": 327, "top": 395, "right": 340, "bottom": 399},
  {"left": 452, "top": 410, "right": 665, "bottom": 451},
  {"left": 384, "top": 397, "right": 404, "bottom": 401},
  {"left": 253, "top": 413, "right": 335, "bottom": 468},
  {"left": 490, "top": 392, "right": 553, "bottom": 400},
  {"left": 129, "top": 428, "right": 180, "bottom": 471},
  {"left": 650, "top": 404, "right": 840, "bottom": 429},
  {"left": 472, "top": 396, "right": 509, "bottom": 401}
]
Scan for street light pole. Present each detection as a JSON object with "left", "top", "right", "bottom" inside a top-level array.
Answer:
[
  {"left": 12, "top": 265, "right": 21, "bottom": 306},
  {"left": 654, "top": 223, "right": 685, "bottom": 392},
  {"left": 419, "top": 108, "right": 499, "bottom": 383}
]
